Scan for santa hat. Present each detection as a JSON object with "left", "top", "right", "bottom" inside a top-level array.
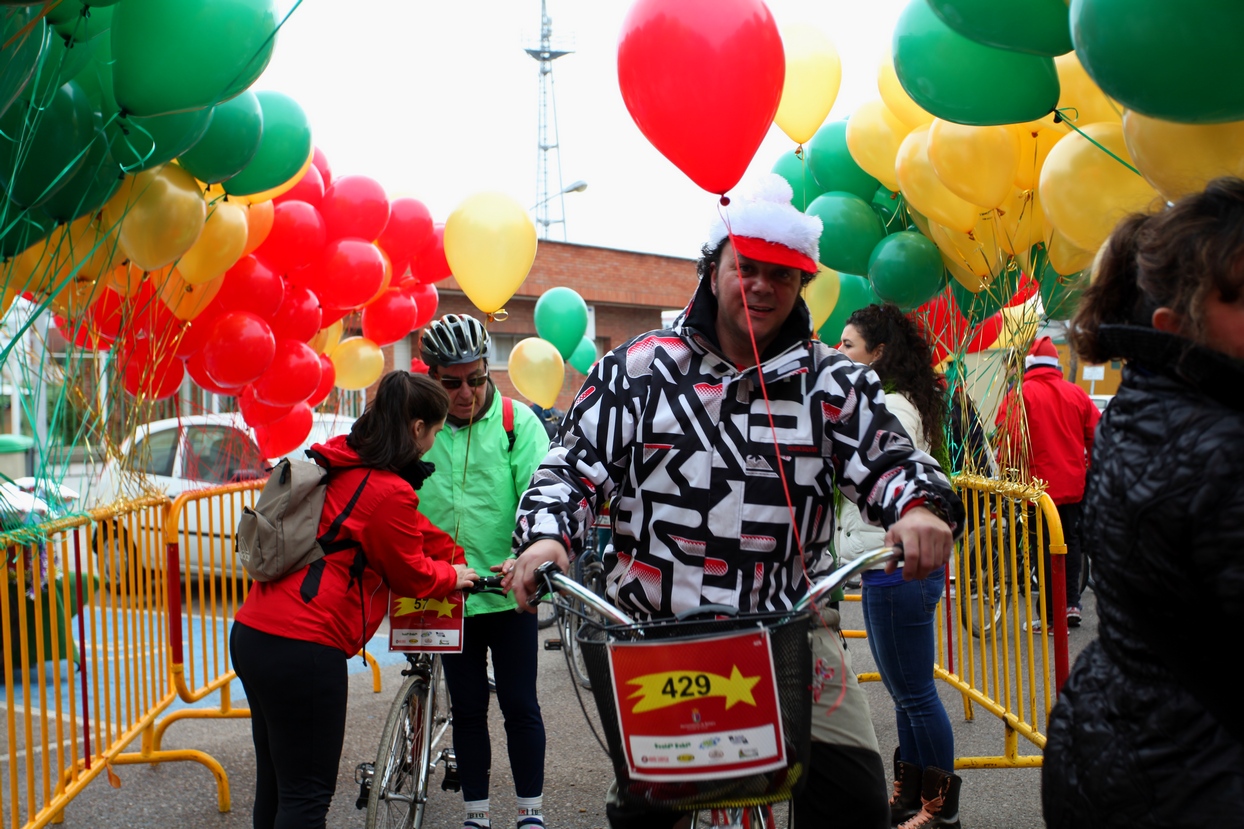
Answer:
[
  {"left": 706, "top": 174, "right": 823, "bottom": 274},
  {"left": 1025, "top": 336, "right": 1061, "bottom": 370}
]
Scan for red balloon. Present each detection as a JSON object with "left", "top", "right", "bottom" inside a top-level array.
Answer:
[
  {"left": 405, "top": 281, "right": 439, "bottom": 330},
  {"left": 268, "top": 281, "right": 323, "bottom": 342},
  {"left": 616, "top": 0, "right": 785, "bottom": 195},
  {"left": 409, "top": 357, "right": 429, "bottom": 374},
  {"left": 273, "top": 162, "right": 324, "bottom": 207},
  {"left": 186, "top": 349, "right": 242, "bottom": 395},
  {"left": 319, "top": 175, "right": 390, "bottom": 242},
  {"left": 361, "top": 288, "right": 417, "bottom": 346},
  {"left": 122, "top": 338, "right": 185, "bottom": 399},
  {"left": 239, "top": 384, "right": 293, "bottom": 427},
  {"left": 175, "top": 312, "right": 217, "bottom": 358},
  {"left": 202, "top": 311, "right": 276, "bottom": 388},
  {"left": 253, "top": 339, "right": 323, "bottom": 407},
  {"left": 412, "top": 223, "right": 452, "bottom": 284},
  {"left": 311, "top": 146, "right": 332, "bottom": 190},
  {"left": 377, "top": 197, "right": 435, "bottom": 264},
  {"left": 255, "top": 402, "right": 314, "bottom": 458},
  {"left": 966, "top": 313, "right": 1005, "bottom": 353},
  {"left": 306, "top": 355, "right": 336, "bottom": 407},
  {"left": 216, "top": 255, "right": 285, "bottom": 319},
  {"left": 314, "top": 238, "right": 386, "bottom": 310},
  {"left": 254, "top": 200, "right": 326, "bottom": 275},
  {"left": 131, "top": 282, "right": 178, "bottom": 341},
  {"left": 55, "top": 314, "right": 111, "bottom": 351},
  {"left": 86, "top": 288, "right": 127, "bottom": 339},
  {"left": 1007, "top": 274, "right": 1039, "bottom": 308},
  {"left": 319, "top": 303, "right": 352, "bottom": 327}
]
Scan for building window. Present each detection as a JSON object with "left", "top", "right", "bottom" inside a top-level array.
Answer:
[{"left": 489, "top": 333, "right": 521, "bottom": 369}]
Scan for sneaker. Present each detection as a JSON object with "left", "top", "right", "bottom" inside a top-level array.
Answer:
[
  {"left": 1067, "top": 605, "right": 1082, "bottom": 628},
  {"left": 1022, "top": 619, "right": 1054, "bottom": 636}
]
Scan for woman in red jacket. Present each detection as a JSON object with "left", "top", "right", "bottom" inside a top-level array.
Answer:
[{"left": 231, "top": 371, "right": 478, "bottom": 829}]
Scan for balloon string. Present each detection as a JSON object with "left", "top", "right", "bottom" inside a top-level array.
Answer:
[{"left": 1053, "top": 108, "right": 1141, "bottom": 176}]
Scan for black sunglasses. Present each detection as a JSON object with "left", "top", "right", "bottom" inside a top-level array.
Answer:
[{"left": 438, "top": 374, "right": 489, "bottom": 390}]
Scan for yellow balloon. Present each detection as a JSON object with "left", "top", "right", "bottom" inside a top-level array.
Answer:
[
  {"left": 804, "top": 264, "right": 841, "bottom": 332},
  {"left": 309, "top": 320, "right": 344, "bottom": 356},
  {"left": 332, "top": 337, "right": 385, "bottom": 390},
  {"left": 48, "top": 276, "right": 102, "bottom": 319},
  {"left": 178, "top": 199, "right": 248, "bottom": 285},
  {"left": 1122, "top": 111, "right": 1244, "bottom": 202},
  {"left": 993, "top": 297, "right": 1042, "bottom": 350},
  {"left": 775, "top": 24, "right": 842, "bottom": 145},
  {"left": 102, "top": 165, "right": 207, "bottom": 271},
  {"left": 928, "top": 214, "right": 1005, "bottom": 283},
  {"left": 845, "top": 100, "right": 911, "bottom": 192},
  {"left": 1054, "top": 52, "right": 1121, "bottom": 128},
  {"left": 156, "top": 268, "right": 224, "bottom": 320},
  {"left": 1013, "top": 125, "right": 1065, "bottom": 190},
  {"left": 896, "top": 125, "right": 982, "bottom": 234},
  {"left": 107, "top": 262, "right": 162, "bottom": 297},
  {"left": 878, "top": 51, "right": 933, "bottom": 130},
  {"left": 1045, "top": 228, "right": 1096, "bottom": 276},
  {"left": 928, "top": 120, "right": 1019, "bottom": 209},
  {"left": 242, "top": 198, "right": 275, "bottom": 257},
  {"left": 443, "top": 192, "right": 537, "bottom": 315},
  {"left": 1039, "top": 122, "right": 1160, "bottom": 253},
  {"left": 12, "top": 216, "right": 118, "bottom": 295},
  {"left": 996, "top": 188, "right": 1044, "bottom": 256},
  {"left": 507, "top": 337, "right": 564, "bottom": 409}
]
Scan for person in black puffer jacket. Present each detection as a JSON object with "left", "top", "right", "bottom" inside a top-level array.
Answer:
[{"left": 1043, "top": 177, "right": 1244, "bottom": 827}]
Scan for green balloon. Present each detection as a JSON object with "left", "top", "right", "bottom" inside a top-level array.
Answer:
[
  {"left": 107, "top": 107, "right": 213, "bottom": 172},
  {"left": 222, "top": 91, "right": 310, "bottom": 197},
  {"left": 0, "top": 200, "right": 54, "bottom": 259},
  {"left": 51, "top": 2, "right": 112, "bottom": 44},
  {"left": 1071, "top": 0, "right": 1244, "bottom": 123},
  {"left": 0, "top": 80, "right": 95, "bottom": 209},
  {"left": 110, "top": 0, "right": 277, "bottom": 117},
  {"left": 807, "top": 121, "right": 879, "bottom": 202},
  {"left": 569, "top": 336, "right": 597, "bottom": 375},
  {"left": 178, "top": 90, "right": 263, "bottom": 183},
  {"left": 893, "top": 0, "right": 1060, "bottom": 126},
  {"left": 1040, "top": 269, "right": 1088, "bottom": 319},
  {"left": 52, "top": 27, "right": 109, "bottom": 90},
  {"left": 771, "top": 149, "right": 825, "bottom": 211},
  {"left": 70, "top": 30, "right": 117, "bottom": 116},
  {"left": 534, "top": 286, "right": 589, "bottom": 360},
  {"left": 41, "top": 117, "right": 121, "bottom": 223},
  {"left": 949, "top": 265, "right": 1023, "bottom": 326},
  {"left": 818, "top": 272, "right": 882, "bottom": 346},
  {"left": 928, "top": 0, "right": 1073, "bottom": 57},
  {"left": 872, "top": 186, "right": 910, "bottom": 235},
  {"left": 868, "top": 231, "right": 945, "bottom": 311},
  {"left": 0, "top": 8, "right": 46, "bottom": 122},
  {"left": 806, "top": 192, "right": 887, "bottom": 276}
]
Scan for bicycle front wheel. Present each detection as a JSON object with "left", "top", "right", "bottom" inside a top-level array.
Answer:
[
  {"left": 566, "top": 560, "right": 607, "bottom": 690},
  {"left": 366, "top": 673, "right": 431, "bottom": 829}
]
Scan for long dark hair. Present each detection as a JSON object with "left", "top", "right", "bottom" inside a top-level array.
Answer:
[
  {"left": 347, "top": 372, "right": 449, "bottom": 471},
  {"left": 845, "top": 303, "right": 945, "bottom": 454},
  {"left": 1071, "top": 176, "right": 1244, "bottom": 363}
]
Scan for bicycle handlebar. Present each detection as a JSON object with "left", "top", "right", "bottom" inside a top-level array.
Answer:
[{"left": 532, "top": 545, "right": 903, "bottom": 630}]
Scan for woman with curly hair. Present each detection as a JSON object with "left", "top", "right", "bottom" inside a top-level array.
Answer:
[{"left": 836, "top": 303, "right": 960, "bottom": 829}]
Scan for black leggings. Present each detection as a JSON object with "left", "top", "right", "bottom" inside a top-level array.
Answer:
[
  {"left": 440, "top": 608, "right": 545, "bottom": 801},
  {"left": 230, "top": 622, "right": 349, "bottom": 829}
]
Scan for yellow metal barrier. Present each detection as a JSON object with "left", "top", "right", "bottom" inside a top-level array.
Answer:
[{"left": 0, "top": 498, "right": 228, "bottom": 829}]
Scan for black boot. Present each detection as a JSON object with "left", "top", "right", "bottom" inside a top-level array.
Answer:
[
  {"left": 889, "top": 748, "right": 923, "bottom": 826},
  {"left": 897, "top": 766, "right": 961, "bottom": 829}
]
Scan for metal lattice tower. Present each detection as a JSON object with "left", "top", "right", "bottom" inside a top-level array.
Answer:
[{"left": 525, "top": 0, "right": 572, "bottom": 240}]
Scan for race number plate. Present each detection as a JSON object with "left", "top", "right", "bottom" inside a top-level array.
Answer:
[
  {"left": 388, "top": 591, "right": 465, "bottom": 653},
  {"left": 608, "top": 628, "right": 786, "bottom": 781}
]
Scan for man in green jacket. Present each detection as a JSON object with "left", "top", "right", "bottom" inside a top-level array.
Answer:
[{"left": 418, "top": 313, "right": 551, "bottom": 829}]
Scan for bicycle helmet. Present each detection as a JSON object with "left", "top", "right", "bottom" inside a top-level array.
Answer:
[{"left": 421, "top": 313, "right": 490, "bottom": 368}]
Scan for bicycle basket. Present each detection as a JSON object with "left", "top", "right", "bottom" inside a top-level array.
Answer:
[{"left": 576, "top": 611, "right": 813, "bottom": 811}]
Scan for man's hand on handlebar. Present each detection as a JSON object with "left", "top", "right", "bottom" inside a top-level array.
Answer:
[
  {"left": 504, "top": 538, "right": 569, "bottom": 613},
  {"left": 884, "top": 505, "right": 953, "bottom": 580},
  {"left": 453, "top": 564, "right": 479, "bottom": 591}
]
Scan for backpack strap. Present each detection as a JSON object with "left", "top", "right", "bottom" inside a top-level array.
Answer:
[
  {"left": 502, "top": 396, "right": 516, "bottom": 452},
  {"left": 317, "top": 470, "right": 372, "bottom": 554}
]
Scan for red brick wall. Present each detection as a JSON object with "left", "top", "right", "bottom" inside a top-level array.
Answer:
[{"left": 385, "top": 240, "right": 698, "bottom": 411}]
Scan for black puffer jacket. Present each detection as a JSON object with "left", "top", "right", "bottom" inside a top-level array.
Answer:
[{"left": 1043, "top": 326, "right": 1244, "bottom": 827}]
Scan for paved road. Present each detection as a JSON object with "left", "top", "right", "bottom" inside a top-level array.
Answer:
[{"left": 40, "top": 588, "right": 1096, "bottom": 829}]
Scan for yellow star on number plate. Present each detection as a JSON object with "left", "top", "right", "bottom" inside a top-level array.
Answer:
[
  {"left": 393, "top": 596, "right": 457, "bottom": 618},
  {"left": 626, "top": 665, "right": 761, "bottom": 713}
]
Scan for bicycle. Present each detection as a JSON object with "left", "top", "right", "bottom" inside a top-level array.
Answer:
[
  {"left": 534, "top": 547, "right": 903, "bottom": 829},
  {"left": 355, "top": 575, "right": 507, "bottom": 829}
]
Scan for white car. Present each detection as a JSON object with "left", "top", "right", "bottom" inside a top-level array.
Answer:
[
  {"left": 91, "top": 413, "right": 355, "bottom": 581},
  {"left": 1089, "top": 394, "right": 1114, "bottom": 413}
]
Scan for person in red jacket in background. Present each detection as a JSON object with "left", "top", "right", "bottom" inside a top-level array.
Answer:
[
  {"left": 232, "top": 371, "right": 478, "bottom": 829},
  {"left": 996, "top": 336, "right": 1101, "bottom": 629}
]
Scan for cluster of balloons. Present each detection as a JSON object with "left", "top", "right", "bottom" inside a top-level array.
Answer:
[{"left": 507, "top": 286, "right": 596, "bottom": 409}]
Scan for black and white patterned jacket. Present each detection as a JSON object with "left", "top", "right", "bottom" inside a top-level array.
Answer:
[{"left": 514, "top": 277, "right": 962, "bottom": 621}]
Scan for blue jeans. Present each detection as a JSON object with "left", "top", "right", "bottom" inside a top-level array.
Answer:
[{"left": 861, "top": 569, "right": 955, "bottom": 773}]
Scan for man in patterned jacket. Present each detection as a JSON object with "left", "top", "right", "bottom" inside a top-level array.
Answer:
[{"left": 507, "top": 175, "right": 963, "bottom": 828}]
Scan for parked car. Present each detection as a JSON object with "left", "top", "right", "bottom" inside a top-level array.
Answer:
[
  {"left": 1089, "top": 394, "right": 1114, "bottom": 413},
  {"left": 91, "top": 413, "right": 355, "bottom": 581}
]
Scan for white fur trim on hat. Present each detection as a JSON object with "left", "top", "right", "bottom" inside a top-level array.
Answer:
[{"left": 706, "top": 174, "right": 823, "bottom": 266}]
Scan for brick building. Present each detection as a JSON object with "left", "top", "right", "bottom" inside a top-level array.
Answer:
[{"left": 386, "top": 240, "right": 699, "bottom": 411}]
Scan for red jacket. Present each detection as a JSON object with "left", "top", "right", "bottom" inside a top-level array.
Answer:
[
  {"left": 995, "top": 365, "right": 1101, "bottom": 505},
  {"left": 235, "top": 436, "right": 463, "bottom": 655}
]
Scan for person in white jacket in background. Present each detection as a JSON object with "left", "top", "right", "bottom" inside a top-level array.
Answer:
[{"left": 837, "top": 303, "right": 962, "bottom": 829}]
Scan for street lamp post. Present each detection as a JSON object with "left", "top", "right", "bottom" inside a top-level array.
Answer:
[{"left": 531, "top": 180, "right": 588, "bottom": 239}]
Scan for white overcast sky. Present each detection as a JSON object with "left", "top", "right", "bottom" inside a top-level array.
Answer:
[{"left": 254, "top": 0, "right": 907, "bottom": 259}]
